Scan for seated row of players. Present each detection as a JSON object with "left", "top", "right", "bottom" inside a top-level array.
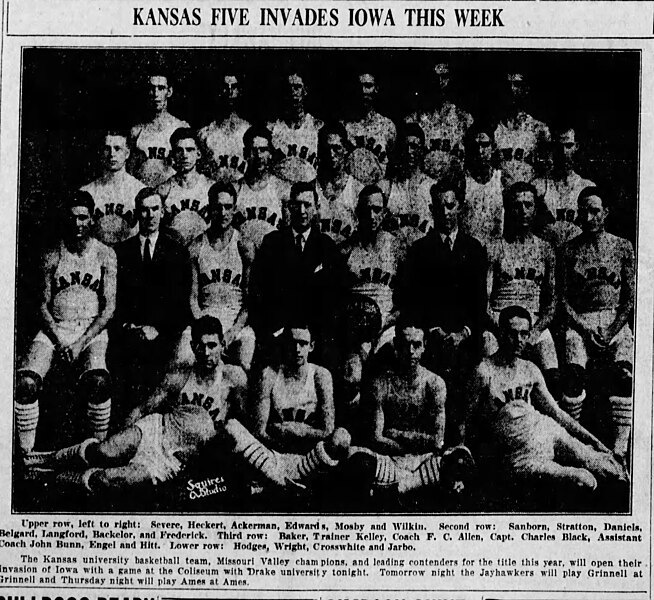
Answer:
[{"left": 17, "top": 173, "right": 633, "bottom": 497}]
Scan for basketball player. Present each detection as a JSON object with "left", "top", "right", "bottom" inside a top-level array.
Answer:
[
  {"left": 484, "top": 182, "right": 559, "bottom": 394},
  {"left": 268, "top": 72, "right": 323, "bottom": 183},
  {"left": 316, "top": 122, "right": 360, "bottom": 245},
  {"left": 533, "top": 126, "right": 595, "bottom": 247},
  {"left": 343, "top": 72, "right": 396, "bottom": 183},
  {"left": 129, "top": 71, "right": 190, "bottom": 187},
  {"left": 561, "top": 187, "right": 635, "bottom": 461},
  {"left": 235, "top": 125, "right": 289, "bottom": 250},
  {"left": 382, "top": 123, "right": 436, "bottom": 249},
  {"left": 197, "top": 73, "right": 250, "bottom": 183},
  {"left": 16, "top": 191, "right": 117, "bottom": 456},
  {"left": 404, "top": 62, "right": 473, "bottom": 180},
  {"left": 174, "top": 182, "right": 256, "bottom": 372},
  {"left": 494, "top": 71, "right": 550, "bottom": 182},
  {"left": 157, "top": 128, "right": 214, "bottom": 246},
  {"left": 25, "top": 404, "right": 215, "bottom": 491},
  {"left": 224, "top": 324, "right": 351, "bottom": 490},
  {"left": 461, "top": 122, "right": 504, "bottom": 248},
  {"left": 80, "top": 131, "right": 145, "bottom": 246},
  {"left": 464, "top": 306, "right": 624, "bottom": 489}
]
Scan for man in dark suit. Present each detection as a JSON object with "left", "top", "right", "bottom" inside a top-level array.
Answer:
[
  {"left": 395, "top": 177, "right": 487, "bottom": 442},
  {"left": 249, "top": 181, "right": 347, "bottom": 367},
  {"left": 113, "top": 187, "right": 191, "bottom": 408}
]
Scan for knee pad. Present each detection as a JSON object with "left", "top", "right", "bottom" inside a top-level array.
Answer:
[
  {"left": 562, "top": 364, "right": 585, "bottom": 398},
  {"left": 79, "top": 370, "right": 111, "bottom": 404},
  {"left": 17, "top": 371, "right": 42, "bottom": 404},
  {"left": 325, "top": 428, "right": 351, "bottom": 462},
  {"left": 612, "top": 362, "right": 633, "bottom": 397}
]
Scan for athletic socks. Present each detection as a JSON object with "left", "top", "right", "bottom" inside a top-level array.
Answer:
[
  {"left": 15, "top": 401, "right": 39, "bottom": 454},
  {"left": 87, "top": 399, "right": 111, "bottom": 441},
  {"left": 609, "top": 395, "right": 632, "bottom": 457}
]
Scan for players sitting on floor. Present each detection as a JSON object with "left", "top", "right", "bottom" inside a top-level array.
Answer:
[
  {"left": 16, "top": 190, "right": 117, "bottom": 455},
  {"left": 197, "top": 72, "right": 250, "bottom": 184},
  {"left": 81, "top": 130, "right": 145, "bottom": 246},
  {"left": 26, "top": 404, "right": 215, "bottom": 491},
  {"left": 173, "top": 182, "right": 256, "bottom": 372},
  {"left": 484, "top": 181, "right": 559, "bottom": 396},
  {"left": 129, "top": 70, "right": 190, "bottom": 187},
  {"left": 560, "top": 187, "right": 635, "bottom": 462},
  {"left": 158, "top": 128, "right": 214, "bottom": 246},
  {"left": 464, "top": 305, "right": 624, "bottom": 490}
]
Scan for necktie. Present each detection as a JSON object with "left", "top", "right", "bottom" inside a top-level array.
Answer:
[
  {"left": 144, "top": 238, "right": 153, "bottom": 266},
  {"left": 296, "top": 233, "right": 304, "bottom": 254},
  {"left": 448, "top": 235, "right": 454, "bottom": 252}
]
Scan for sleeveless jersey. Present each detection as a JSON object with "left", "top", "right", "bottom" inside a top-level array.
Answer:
[
  {"left": 489, "top": 235, "right": 552, "bottom": 316},
  {"left": 269, "top": 114, "right": 323, "bottom": 169},
  {"left": 565, "top": 233, "right": 632, "bottom": 313},
  {"left": 538, "top": 172, "right": 595, "bottom": 247},
  {"left": 346, "top": 232, "right": 398, "bottom": 323},
  {"left": 197, "top": 118, "right": 250, "bottom": 183},
  {"left": 179, "top": 367, "right": 228, "bottom": 425},
  {"left": 344, "top": 112, "right": 396, "bottom": 175},
  {"left": 462, "top": 170, "right": 504, "bottom": 247},
  {"left": 82, "top": 171, "right": 145, "bottom": 246},
  {"left": 235, "top": 176, "right": 287, "bottom": 249},
  {"left": 270, "top": 364, "right": 319, "bottom": 425},
  {"left": 191, "top": 231, "right": 244, "bottom": 331},
  {"left": 385, "top": 173, "right": 435, "bottom": 247},
  {"left": 317, "top": 175, "right": 360, "bottom": 244},
  {"left": 132, "top": 114, "right": 189, "bottom": 187},
  {"left": 163, "top": 174, "right": 214, "bottom": 246},
  {"left": 380, "top": 367, "right": 436, "bottom": 433},
  {"left": 51, "top": 239, "right": 105, "bottom": 322},
  {"left": 494, "top": 112, "right": 550, "bottom": 167}
]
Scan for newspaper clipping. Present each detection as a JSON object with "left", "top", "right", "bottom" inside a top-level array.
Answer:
[{"left": 1, "top": 1, "right": 653, "bottom": 599}]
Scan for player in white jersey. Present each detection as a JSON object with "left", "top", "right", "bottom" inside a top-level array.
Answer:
[
  {"left": 462, "top": 123, "right": 504, "bottom": 248},
  {"left": 343, "top": 72, "right": 396, "bottom": 183},
  {"left": 197, "top": 73, "right": 250, "bottom": 183},
  {"left": 235, "top": 125, "right": 289, "bottom": 249},
  {"left": 464, "top": 306, "right": 624, "bottom": 491},
  {"left": 16, "top": 191, "right": 117, "bottom": 457},
  {"left": 223, "top": 325, "right": 351, "bottom": 491},
  {"left": 174, "top": 182, "right": 256, "bottom": 372},
  {"left": 561, "top": 187, "right": 635, "bottom": 462},
  {"left": 268, "top": 72, "right": 323, "bottom": 184},
  {"left": 484, "top": 182, "right": 559, "bottom": 396},
  {"left": 381, "top": 123, "right": 436, "bottom": 249},
  {"left": 129, "top": 72, "right": 190, "bottom": 187},
  {"left": 81, "top": 131, "right": 145, "bottom": 246},
  {"left": 494, "top": 71, "right": 550, "bottom": 182},
  {"left": 158, "top": 128, "right": 214, "bottom": 246},
  {"left": 405, "top": 62, "right": 473, "bottom": 181},
  {"left": 533, "top": 126, "right": 595, "bottom": 247},
  {"left": 316, "top": 122, "right": 360, "bottom": 245}
]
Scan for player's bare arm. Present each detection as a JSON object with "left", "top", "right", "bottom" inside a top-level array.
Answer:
[
  {"left": 370, "top": 377, "right": 405, "bottom": 455},
  {"left": 606, "top": 239, "right": 635, "bottom": 342},
  {"left": 224, "top": 363, "right": 248, "bottom": 422},
  {"left": 461, "top": 362, "right": 488, "bottom": 449},
  {"left": 532, "top": 241, "right": 557, "bottom": 338},
  {"left": 189, "top": 254, "right": 203, "bottom": 321},
  {"left": 39, "top": 248, "right": 64, "bottom": 349},
  {"left": 125, "top": 366, "right": 189, "bottom": 426},
  {"left": 224, "top": 237, "right": 255, "bottom": 346}
]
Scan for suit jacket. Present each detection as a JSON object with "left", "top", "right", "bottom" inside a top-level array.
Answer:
[
  {"left": 395, "top": 230, "right": 487, "bottom": 337},
  {"left": 249, "top": 226, "right": 347, "bottom": 336},
  {"left": 114, "top": 232, "right": 191, "bottom": 342}
]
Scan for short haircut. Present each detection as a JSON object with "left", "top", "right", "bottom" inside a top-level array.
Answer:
[
  {"left": 144, "top": 70, "right": 171, "bottom": 86},
  {"left": 464, "top": 121, "right": 494, "bottom": 148},
  {"left": 498, "top": 305, "right": 532, "bottom": 330},
  {"left": 398, "top": 122, "right": 425, "bottom": 146},
  {"left": 358, "top": 184, "right": 387, "bottom": 208},
  {"left": 290, "top": 181, "right": 319, "bottom": 205},
  {"left": 430, "top": 176, "right": 465, "bottom": 205},
  {"left": 170, "top": 127, "right": 198, "bottom": 148},
  {"left": 318, "top": 122, "right": 350, "bottom": 153},
  {"left": 578, "top": 185, "right": 608, "bottom": 210},
  {"left": 208, "top": 181, "right": 237, "bottom": 206},
  {"left": 395, "top": 313, "right": 425, "bottom": 337},
  {"left": 134, "top": 187, "right": 161, "bottom": 210},
  {"left": 63, "top": 189, "right": 95, "bottom": 215},
  {"left": 103, "top": 130, "right": 129, "bottom": 143},
  {"left": 243, "top": 125, "right": 272, "bottom": 150},
  {"left": 505, "top": 181, "right": 537, "bottom": 205},
  {"left": 282, "top": 322, "right": 312, "bottom": 340},
  {"left": 191, "top": 315, "right": 224, "bottom": 343}
]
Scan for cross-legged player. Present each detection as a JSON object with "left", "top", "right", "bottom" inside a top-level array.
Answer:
[
  {"left": 197, "top": 72, "right": 250, "bottom": 183},
  {"left": 129, "top": 71, "right": 190, "bottom": 187},
  {"left": 158, "top": 128, "right": 214, "bottom": 246},
  {"left": 16, "top": 191, "right": 117, "bottom": 456},
  {"left": 80, "top": 131, "right": 145, "bottom": 246},
  {"left": 561, "top": 187, "right": 635, "bottom": 462}
]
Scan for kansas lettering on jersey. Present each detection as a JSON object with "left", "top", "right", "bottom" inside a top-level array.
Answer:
[
  {"left": 462, "top": 170, "right": 504, "bottom": 247},
  {"left": 235, "top": 176, "right": 287, "bottom": 248},
  {"left": 198, "top": 119, "right": 250, "bottom": 182},
  {"left": 179, "top": 369, "right": 228, "bottom": 424},
  {"left": 269, "top": 114, "right": 322, "bottom": 167},
  {"left": 53, "top": 271, "right": 101, "bottom": 294},
  {"left": 345, "top": 112, "right": 395, "bottom": 169},
  {"left": 494, "top": 113, "right": 550, "bottom": 167},
  {"left": 198, "top": 268, "right": 241, "bottom": 288},
  {"left": 317, "top": 176, "right": 360, "bottom": 245},
  {"left": 163, "top": 174, "right": 214, "bottom": 246},
  {"left": 384, "top": 174, "right": 435, "bottom": 247}
]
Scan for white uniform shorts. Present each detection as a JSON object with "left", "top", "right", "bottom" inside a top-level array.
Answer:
[
  {"left": 566, "top": 310, "right": 633, "bottom": 367},
  {"left": 130, "top": 413, "right": 182, "bottom": 485},
  {"left": 19, "top": 319, "right": 108, "bottom": 379}
]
